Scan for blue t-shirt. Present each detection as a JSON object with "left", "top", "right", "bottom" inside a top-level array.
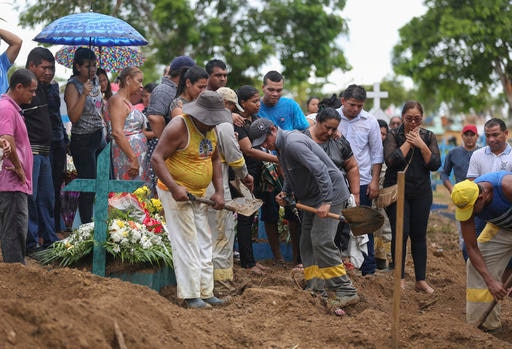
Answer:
[
  {"left": 259, "top": 97, "right": 309, "bottom": 131},
  {"left": 439, "top": 146, "right": 477, "bottom": 183},
  {"left": 0, "top": 52, "right": 12, "bottom": 94}
]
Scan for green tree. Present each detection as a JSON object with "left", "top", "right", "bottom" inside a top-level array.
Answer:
[
  {"left": 18, "top": 0, "right": 350, "bottom": 89},
  {"left": 392, "top": 0, "right": 512, "bottom": 116}
]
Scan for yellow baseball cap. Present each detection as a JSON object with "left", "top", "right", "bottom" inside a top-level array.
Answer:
[{"left": 451, "top": 180, "right": 479, "bottom": 221}]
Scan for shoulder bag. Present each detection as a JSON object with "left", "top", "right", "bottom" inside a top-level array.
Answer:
[{"left": 376, "top": 147, "right": 414, "bottom": 209}]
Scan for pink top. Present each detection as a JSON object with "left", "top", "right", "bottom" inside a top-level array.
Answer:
[{"left": 0, "top": 94, "right": 33, "bottom": 194}]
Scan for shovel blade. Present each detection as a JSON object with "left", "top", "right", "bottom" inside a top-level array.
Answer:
[
  {"left": 228, "top": 197, "right": 263, "bottom": 216},
  {"left": 341, "top": 206, "right": 384, "bottom": 236}
]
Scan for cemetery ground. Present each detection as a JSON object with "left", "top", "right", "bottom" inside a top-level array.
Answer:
[{"left": 1, "top": 186, "right": 511, "bottom": 348}]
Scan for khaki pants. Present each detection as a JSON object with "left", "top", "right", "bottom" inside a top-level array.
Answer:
[
  {"left": 466, "top": 223, "right": 512, "bottom": 330},
  {"left": 374, "top": 207, "right": 391, "bottom": 261},
  {"left": 158, "top": 188, "right": 214, "bottom": 300},
  {"left": 206, "top": 164, "right": 236, "bottom": 282}
]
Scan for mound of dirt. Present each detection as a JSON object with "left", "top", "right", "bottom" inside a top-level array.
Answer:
[{"left": 1, "top": 189, "right": 511, "bottom": 348}]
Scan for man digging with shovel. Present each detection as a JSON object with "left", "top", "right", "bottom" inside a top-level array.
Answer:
[
  {"left": 249, "top": 118, "right": 360, "bottom": 312},
  {"left": 151, "top": 91, "right": 231, "bottom": 309},
  {"left": 452, "top": 172, "right": 512, "bottom": 333}
]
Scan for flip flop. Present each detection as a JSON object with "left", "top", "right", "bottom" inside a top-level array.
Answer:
[
  {"left": 292, "top": 264, "right": 304, "bottom": 272},
  {"left": 248, "top": 266, "right": 265, "bottom": 275},
  {"left": 415, "top": 286, "right": 434, "bottom": 294},
  {"left": 343, "top": 260, "right": 354, "bottom": 271},
  {"left": 255, "top": 262, "right": 270, "bottom": 270},
  {"left": 334, "top": 308, "right": 346, "bottom": 316},
  {"left": 414, "top": 283, "right": 434, "bottom": 294}
]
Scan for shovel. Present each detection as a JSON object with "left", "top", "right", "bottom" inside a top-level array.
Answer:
[
  {"left": 294, "top": 202, "right": 384, "bottom": 236},
  {"left": 187, "top": 193, "right": 263, "bottom": 217},
  {"left": 476, "top": 272, "right": 512, "bottom": 329}
]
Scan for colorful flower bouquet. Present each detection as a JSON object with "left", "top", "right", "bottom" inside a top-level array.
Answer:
[{"left": 33, "top": 186, "right": 173, "bottom": 268}]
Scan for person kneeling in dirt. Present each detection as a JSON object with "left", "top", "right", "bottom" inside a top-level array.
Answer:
[
  {"left": 452, "top": 172, "right": 512, "bottom": 332},
  {"left": 151, "top": 91, "right": 231, "bottom": 309},
  {"left": 249, "top": 118, "right": 360, "bottom": 308}
]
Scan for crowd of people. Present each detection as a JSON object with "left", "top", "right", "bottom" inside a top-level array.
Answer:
[{"left": 0, "top": 27, "right": 511, "bottom": 329}]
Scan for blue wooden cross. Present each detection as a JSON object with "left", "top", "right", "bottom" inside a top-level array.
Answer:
[{"left": 64, "top": 143, "right": 144, "bottom": 276}]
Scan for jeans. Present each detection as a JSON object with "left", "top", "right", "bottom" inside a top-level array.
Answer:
[
  {"left": 237, "top": 213, "right": 257, "bottom": 268},
  {"left": 27, "top": 154, "right": 59, "bottom": 249},
  {"left": 50, "top": 140, "right": 67, "bottom": 232},
  {"left": 386, "top": 192, "right": 432, "bottom": 280},
  {"left": 359, "top": 184, "right": 376, "bottom": 275},
  {"left": 70, "top": 129, "right": 106, "bottom": 224},
  {"left": 0, "top": 192, "right": 28, "bottom": 263}
]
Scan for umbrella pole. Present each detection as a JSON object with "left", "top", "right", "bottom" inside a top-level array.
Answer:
[{"left": 88, "top": 37, "right": 92, "bottom": 82}]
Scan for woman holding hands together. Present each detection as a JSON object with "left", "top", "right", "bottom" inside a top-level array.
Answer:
[{"left": 383, "top": 101, "right": 441, "bottom": 293}]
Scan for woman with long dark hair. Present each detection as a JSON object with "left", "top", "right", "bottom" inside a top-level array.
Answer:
[
  {"left": 169, "top": 65, "right": 208, "bottom": 118},
  {"left": 64, "top": 47, "right": 106, "bottom": 224}
]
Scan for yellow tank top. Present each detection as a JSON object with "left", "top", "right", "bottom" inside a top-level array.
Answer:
[{"left": 157, "top": 114, "right": 217, "bottom": 196}]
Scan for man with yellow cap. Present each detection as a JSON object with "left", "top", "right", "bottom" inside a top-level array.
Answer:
[{"left": 451, "top": 171, "right": 512, "bottom": 332}]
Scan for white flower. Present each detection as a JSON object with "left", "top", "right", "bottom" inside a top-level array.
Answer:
[
  {"left": 131, "top": 229, "right": 142, "bottom": 242},
  {"left": 140, "top": 235, "right": 153, "bottom": 249},
  {"left": 110, "top": 228, "right": 123, "bottom": 243}
]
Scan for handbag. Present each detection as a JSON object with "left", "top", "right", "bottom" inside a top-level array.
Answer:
[
  {"left": 376, "top": 184, "right": 398, "bottom": 209},
  {"left": 376, "top": 148, "right": 414, "bottom": 209}
]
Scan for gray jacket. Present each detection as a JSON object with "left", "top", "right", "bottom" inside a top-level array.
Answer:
[{"left": 275, "top": 128, "right": 350, "bottom": 207}]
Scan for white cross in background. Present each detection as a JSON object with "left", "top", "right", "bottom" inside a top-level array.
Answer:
[{"left": 366, "top": 82, "right": 388, "bottom": 110}]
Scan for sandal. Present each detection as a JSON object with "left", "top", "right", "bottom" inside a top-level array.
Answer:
[
  {"left": 333, "top": 308, "right": 346, "bottom": 316},
  {"left": 255, "top": 262, "right": 270, "bottom": 271},
  {"left": 343, "top": 260, "right": 354, "bottom": 271},
  {"left": 292, "top": 264, "right": 304, "bottom": 272},
  {"left": 415, "top": 281, "right": 434, "bottom": 294},
  {"left": 248, "top": 265, "right": 265, "bottom": 275},
  {"left": 274, "top": 259, "right": 288, "bottom": 268}
]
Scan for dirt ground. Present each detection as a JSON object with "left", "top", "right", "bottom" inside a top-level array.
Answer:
[{"left": 1, "top": 187, "right": 511, "bottom": 349}]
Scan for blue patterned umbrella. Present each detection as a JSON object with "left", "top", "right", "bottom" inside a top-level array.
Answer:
[
  {"left": 33, "top": 12, "right": 148, "bottom": 47},
  {"left": 56, "top": 45, "right": 145, "bottom": 72}
]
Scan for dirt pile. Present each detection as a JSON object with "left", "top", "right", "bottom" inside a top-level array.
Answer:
[{"left": 1, "top": 191, "right": 511, "bottom": 348}]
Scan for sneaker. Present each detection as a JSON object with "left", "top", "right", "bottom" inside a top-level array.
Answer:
[
  {"left": 482, "top": 326, "right": 503, "bottom": 334},
  {"left": 202, "top": 296, "right": 225, "bottom": 306},
  {"left": 333, "top": 294, "right": 360, "bottom": 307},
  {"left": 185, "top": 298, "right": 211, "bottom": 309}
]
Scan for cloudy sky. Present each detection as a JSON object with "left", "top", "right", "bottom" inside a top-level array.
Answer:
[{"left": 1, "top": 0, "right": 426, "bottom": 89}]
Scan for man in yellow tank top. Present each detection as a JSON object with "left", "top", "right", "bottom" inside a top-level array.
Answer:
[{"left": 151, "top": 91, "right": 232, "bottom": 309}]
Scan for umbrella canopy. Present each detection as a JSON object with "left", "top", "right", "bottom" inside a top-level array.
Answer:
[
  {"left": 55, "top": 46, "right": 145, "bottom": 72},
  {"left": 33, "top": 12, "right": 148, "bottom": 47}
]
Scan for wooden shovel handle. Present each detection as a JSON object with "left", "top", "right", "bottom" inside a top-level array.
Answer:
[
  {"left": 476, "top": 272, "right": 512, "bottom": 328},
  {"left": 187, "top": 194, "right": 237, "bottom": 213},
  {"left": 295, "top": 203, "right": 343, "bottom": 221}
]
